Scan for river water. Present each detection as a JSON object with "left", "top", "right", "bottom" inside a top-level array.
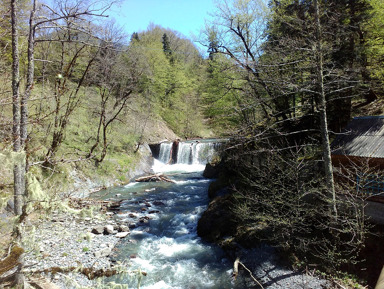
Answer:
[{"left": 93, "top": 141, "right": 242, "bottom": 289}]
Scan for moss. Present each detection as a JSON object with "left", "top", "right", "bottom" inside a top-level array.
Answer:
[
  {"left": 0, "top": 151, "right": 26, "bottom": 168},
  {"left": 0, "top": 245, "right": 24, "bottom": 275},
  {"left": 26, "top": 173, "right": 50, "bottom": 213}
]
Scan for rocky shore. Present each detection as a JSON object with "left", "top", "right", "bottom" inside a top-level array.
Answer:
[
  {"left": 17, "top": 196, "right": 336, "bottom": 289},
  {"left": 23, "top": 201, "right": 133, "bottom": 289}
]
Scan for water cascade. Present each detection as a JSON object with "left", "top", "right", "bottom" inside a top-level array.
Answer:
[
  {"left": 156, "top": 139, "right": 222, "bottom": 165},
  {"left": 92, "top": 139, "right": 243, "bottom": 288},
  {"left": 158, "top": 142, "right": 173, "bottom": 164}
]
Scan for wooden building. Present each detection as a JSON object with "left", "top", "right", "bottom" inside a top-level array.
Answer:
[{"left": 331, "top": 116, "right": 384, "bottom": 197}]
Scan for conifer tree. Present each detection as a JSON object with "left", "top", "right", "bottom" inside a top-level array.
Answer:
[{"left": 162, "top": 33, "right": 172, "bottom": 60}]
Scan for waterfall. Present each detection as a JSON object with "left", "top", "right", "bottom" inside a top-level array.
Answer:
[
  {"left": 156, "top": 140, "right": 222, "bottom": 165},
  {"left": 158, "top": 142, "right": 172, "bottom": 163}
]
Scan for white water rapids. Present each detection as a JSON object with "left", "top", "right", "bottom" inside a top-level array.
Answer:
[
  {"left": 94, "top": 140, "right": 243, "bottom": 288},
  {"left": 92, "top": 140, "right": 331, "bottom": 289}
]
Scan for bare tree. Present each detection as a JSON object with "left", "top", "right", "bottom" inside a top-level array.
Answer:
[
  {"left": 314, "top": 0, "right": 336, "bottom": 215},
  {"left": 11, "top": 0, "right": 23, "bottom": 217},
  {"left": 230, "top": 139, "right": 369, "bottom": 273},
  {"left": 86, "top": 23, "right": 142, "bottom": 165},
  {"left": 7, "top": 1, "right": 115, "bottom": 287},
  {"left": 35, "top": 1, "right": 112, "bottom": 166}
]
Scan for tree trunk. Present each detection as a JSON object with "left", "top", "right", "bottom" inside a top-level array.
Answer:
[
  {"left": 11, "top": 0, "right": 23, "bottom": 216},
  {"left": 314, "top": 0, "right": 337, "bottom": 216},
  {"left": 11, "top": 1, "right": 27, "bottom": 288},
  {"left": 21, "top": 0, "right": 35, "bottom": 151}
]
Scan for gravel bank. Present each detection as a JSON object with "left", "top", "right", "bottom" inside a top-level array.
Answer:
[
  {"left": 21, "top": 204, "right": 333, "bottom": 289},
  {"left": 233, "top": 244, "right": 332, "bottom": 288},
  {"left": 24, "top": 209, "right": 127, "bottom": 289}
]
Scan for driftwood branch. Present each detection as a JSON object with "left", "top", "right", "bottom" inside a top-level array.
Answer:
[
  {"left": 135, "top": 174, "right": 175, "bottom": 183},
  {"left": 375, "top": 266, "right": 384, "bottom": 289},
  {"left": 233, "top": 257, "right": 264, "bottom": 289}
]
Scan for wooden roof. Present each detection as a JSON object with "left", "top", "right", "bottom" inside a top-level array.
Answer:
[{"left": 331, "top": 116, "right": 384, "bottom": 159}]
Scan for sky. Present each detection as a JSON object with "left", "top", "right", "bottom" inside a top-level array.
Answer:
[{"left": 108, "top": 0, "right": 216, "bottom": 41}]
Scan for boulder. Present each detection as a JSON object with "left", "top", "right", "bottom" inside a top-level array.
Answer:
[
  {"left": 208, "top": 176, "right": 230, "bottom": 199},
  {"left": 6, "top": 200, "right": 14, "bottom": 212},
  {"left": 115, "top": 232, "right": 129, "bottom": 238},
  {"left": 94, "top": 247, "right": 112, "bottom": 258},
  {"left": 91, "top": 226, "right": 104, "bottom": 235},
  {"left": 203, "top": 163, "right": 220, "bottom": 178},
  {"left": 118, "top": 225, "right": 130, "bottom": 232},
  {"left": 104, "top": 225, "right": 114, "bottom": 235},
  {"left": 197, "top": 194, "right": 237, "bottom": 243}
]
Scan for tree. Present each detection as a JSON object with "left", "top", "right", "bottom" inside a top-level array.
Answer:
[
  {"left": 28, "top": 0, "right": 113, "bottom": 167},
  {"left": 313, "top": 0, "right": 336, "bottom": 215},
  {"left": 205, "top": 0, "right": 376, "bottom": 211},
  {"left": 11, "top": 1, "right": 28, "bottom": 286},
  {"left": 86, "top": 23, "right": 141, "bottom": 165},
  {"left": 365, "top": 0, "right": 384, "bottom": 98},
  {"left": 230, "top": 140, "right": 369, "bottom": 273},
  {"left": 127, "top": 25, "right": 207, "bottom": 138},
  {"left": 162, "top": 32, "right": 172, "bottom": 60},
  {"left": 6, "top": 1, "right": 115, "bottom": 287},
  {"left": 203, "top": 0, "right": 374, "bottom": 274},
  {"left": 11, "top": 0, "right": 23, "bottom": 217}
]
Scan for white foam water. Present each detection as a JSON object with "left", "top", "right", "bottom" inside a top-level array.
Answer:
[{"left": 95, "top": 140, "right": 241, "bottom": 288}]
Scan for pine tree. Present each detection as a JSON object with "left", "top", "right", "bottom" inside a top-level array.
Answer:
[{"left": 162, "top": 33, "right": 172, "bottom": 59}]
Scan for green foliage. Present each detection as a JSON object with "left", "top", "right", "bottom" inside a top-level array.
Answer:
[
  {"left": 162, "top": 33, "right": 172, "bottom": 59},
  {"left": 201, "top": 55, "right": 244, "bottom": 133},
  {"left": 366, "top": 0, "right": 384, "bottom": 89},
  {"left": 127, "top": 25, "right": 209, "bottom": 138}
]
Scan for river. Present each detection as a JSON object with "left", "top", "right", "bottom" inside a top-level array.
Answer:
[{"left": 93, "top": 140, "right": 241, "bottom": 289}]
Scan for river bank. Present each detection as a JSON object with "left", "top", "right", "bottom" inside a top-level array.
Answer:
[
  {"left": 19, "top": 195, "right": 334, "bottom": 289},
  {"left": 21, "top": 200, "right": 130, "bottom": 289},
  {"left": 2, "top": 140, "right": 337, "bottom": 288}
]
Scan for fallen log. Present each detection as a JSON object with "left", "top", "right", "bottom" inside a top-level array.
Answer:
[
  {"left": 135, "top": 174, "right": 175, "bottom": 183},
  {"left": 28, "top": 266, "right": 147, "bottom": 281}
]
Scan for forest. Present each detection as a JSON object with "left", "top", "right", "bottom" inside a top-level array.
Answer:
[{"left": 1, "top": 0, "right": 384, "bottom": 288}]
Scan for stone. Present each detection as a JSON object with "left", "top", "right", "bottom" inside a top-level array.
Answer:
[
  {"left": 197, "top": 194, "right": 236, "bottom": 243},
  {"left": 203, "top": 162, "right": 220, "bottom": 178},
  {"left": 6, "top": 199, "right": 14, "bottom": 212},
  {"left": 94, "top": 247, "right": 112, "bottom": 258},
  {"left": 115, "top": 232, "right": 129, "bottom": 238},
  {"left": 138, "top": 218, "right": 149, "bottom": 225},
  {"left": 104, "top": 225, "right": 114, "bottom": 235},
  {"left": 91, "top": 226, "right": 104, "bottom": 234},
  {"left": 148, "top": 210, "right": 160, "bottom": 214},
  {"left": 118, "top": 225, "right": 130, "bottom": 232},
  {"left": 153, "top": 201, "right": 165, "bottom": 206}
]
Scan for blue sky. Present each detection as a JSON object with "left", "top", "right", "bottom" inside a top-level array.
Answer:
[{"left": 108, "top": 0, "right": 216, "bottom": 40}]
